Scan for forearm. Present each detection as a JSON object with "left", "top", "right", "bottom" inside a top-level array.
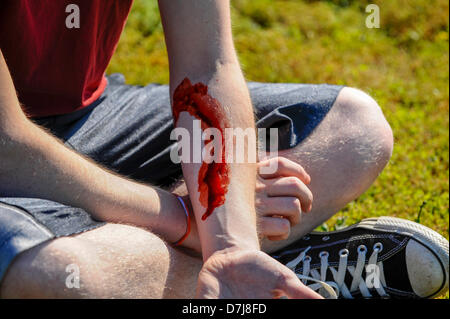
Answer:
[
  {"left": 0, "top": 51, "right": 190, "bottom": 246},
  {"left": 0, "top": 122, "right": 189, "bottom": 242},
  {"left": 174, "top": 68, "right": 260, "bottom": 259},
  {"left": 160, "top": 0, "right": 260, "bottom": 259}
]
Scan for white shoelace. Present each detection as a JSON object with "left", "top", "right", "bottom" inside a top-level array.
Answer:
[{"left": 285, "top": 243, "right": 389, "bottom": 299}]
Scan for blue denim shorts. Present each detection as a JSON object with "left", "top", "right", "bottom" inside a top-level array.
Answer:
[{"left": 0, "top": 74, "right": 343, "bottom": 282}]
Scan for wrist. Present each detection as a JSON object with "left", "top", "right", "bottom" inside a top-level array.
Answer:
[
  {"left": 207, "top": 242, "right": 260, "bottom": 261},
  {"left": 200, "top": 227, "right": 260, "bottom": 261},
  {"left": 150, "top": 191, "right": 200, "bottom": 252},
  {"left": 172, "top": 195, "right": 192, "bottom": 246},
  {"left": 192, "top": 196, "right": 261, "bottom": 260}
]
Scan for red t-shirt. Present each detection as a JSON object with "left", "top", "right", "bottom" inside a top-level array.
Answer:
[{"left": 0, "top": 0, "right": 133, "bottom": 118}]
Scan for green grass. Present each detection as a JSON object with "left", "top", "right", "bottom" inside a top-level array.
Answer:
[{"left": 108, "top": 0, "right": 449, "bottom": 297}]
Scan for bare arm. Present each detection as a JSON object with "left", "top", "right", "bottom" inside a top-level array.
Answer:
[
  {"left": 159, "top": 0, "right": 259, "bottom": 259},
  {"left": 0, "top": 50, "right": 195, "bottom": 248},
  {"left": 159, "top": 1, "right": 321, "bottom": 298}
]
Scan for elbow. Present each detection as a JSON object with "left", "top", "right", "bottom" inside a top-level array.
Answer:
[
  {"left": 0, "top": 117, "right": 32, "bottom": 172},
  {"left": 0, "top": 132, "right": 14, "bottom": 187},
  {"left": 0, "top": 128, "right": 16, "bottom": 167},
  {"left": 0, "top": 113, "right": 31, "bottom": 140}
]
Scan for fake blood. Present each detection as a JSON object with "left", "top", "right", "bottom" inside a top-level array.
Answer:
[{"left": 173, "top": 78, "right": 230, "bottom": 220}]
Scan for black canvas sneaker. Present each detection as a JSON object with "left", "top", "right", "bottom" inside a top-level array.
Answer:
[{"left": 271, "top": 216, "right": 449, "bottom": 299}]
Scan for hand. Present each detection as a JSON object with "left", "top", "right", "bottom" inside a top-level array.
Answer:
[
  {"left": 256, "top": 157, "right": 313, "bottom": 241},
  {"left": 196, "top": 249, "right": 323, "bottom": 299}
]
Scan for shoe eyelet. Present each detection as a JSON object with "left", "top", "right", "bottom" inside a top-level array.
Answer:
[
  {"left": 319, "top": 251, "right": 329, "bottom": 258},
  {"left": 357, "top": 245, "right": 367, "bottom": 253},
  {"left": 373, "top": 242, "right": 383, "bottom": 252},
  {"left": 304, "top": 255, "right": 312, "bottom": 262},
  {"left": 339, "top": 248, "right": 349, "bottom": 257},
  {"left": 322, "top": 236, "right": 330, "bottom": 241}
]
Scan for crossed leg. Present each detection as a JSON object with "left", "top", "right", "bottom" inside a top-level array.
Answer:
[
  {"left": 0, "top": 87, "right": 393, "bottom": 298},
  {"left": 262, "top": 87, "right": 393, "bottom": 252}
]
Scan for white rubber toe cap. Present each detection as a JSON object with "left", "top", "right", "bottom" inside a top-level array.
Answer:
[
  {"left": 406, "top": 239, "right": 447, "bottom": 298},
  {"left": 367, "top": 217, "right": 449, "bottom": 298}
]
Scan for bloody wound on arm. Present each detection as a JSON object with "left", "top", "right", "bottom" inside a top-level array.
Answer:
[{"left": 172, "top": 78, "right": 230, "bottom": 220}]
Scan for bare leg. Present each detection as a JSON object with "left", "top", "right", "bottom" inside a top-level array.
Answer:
[
  {"left": 262, "top": 87, "right": 393, "bottom": 252},
  {"left": 0, "top": 224, "right": 201, "bottom": 298}
]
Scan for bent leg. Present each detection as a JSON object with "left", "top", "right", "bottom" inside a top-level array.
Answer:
[
  {"left": 261, "top": 87, "right": 393, "bottom": 252},
  {"left": 0, "top": 223, "right": 201, "bottom": 298}
]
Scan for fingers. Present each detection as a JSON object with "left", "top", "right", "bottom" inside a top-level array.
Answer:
[
  {"left": 265, "top": 177, "right": 313, "bottom": 213},
  {"left": 256, "top": 157, "right": 314, "bottom": 242},
  {"left": 259, "top": 216, "right": 291, "bottom": 240},
  {"left": 258, "top": 197, "right": 303, "bottom": 225},
  {"left": 258, "top": 157, "right": 311, "bottom": 184}
]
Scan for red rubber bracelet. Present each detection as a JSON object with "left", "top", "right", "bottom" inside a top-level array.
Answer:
[{"left": 173, "top": 196, "right": 191, "bottom": 246}]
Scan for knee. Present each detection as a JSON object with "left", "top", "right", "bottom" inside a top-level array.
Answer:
[
  {"left": 0, "top": 225, "right": 184, "bottom": 298},
  {"left": 0, "top": 236, "right": 95, "bottom": 298},
  {"left": 0, "top": 229, "right": 166, "bottom": 298},
  {"left": 334, "top": 87, "right": 394, "bottom": 170}
]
